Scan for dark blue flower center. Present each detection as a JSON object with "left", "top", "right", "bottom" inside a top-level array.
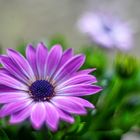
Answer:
[
  {"left": 29, "top": 80, "right": 54, "bottom": 101},
  {"left": 103, "top": 24, "right": 112, "bottom": 33}
]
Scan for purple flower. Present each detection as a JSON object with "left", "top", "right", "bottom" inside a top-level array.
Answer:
[
  {"left": 78, "top": 12, "right": 133, "bottom": 51},
  {"left": 0, "top": 43, "right": 102, "bottom": 131}
]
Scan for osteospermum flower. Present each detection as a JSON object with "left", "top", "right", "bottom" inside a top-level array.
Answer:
[
  {"left": 0, "top": 43, "right": 102, "bottom": 131},
  {"left": 78, "top": 12, "right": 133, "bottom": 51}
]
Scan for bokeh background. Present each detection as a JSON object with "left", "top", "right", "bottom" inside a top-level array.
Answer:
[
  {"left": 0, "top": 0, "right": 140, "bottom": 140},
  {"left": 0, "top": 0, "right": 140, "bottom": 56}
]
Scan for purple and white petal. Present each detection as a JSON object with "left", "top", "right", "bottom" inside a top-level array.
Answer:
[
  {"left": 57, "top": 74, "right": 97, "bottom": 88},
  {"left": 53, "top": 96, "right": 94, "bottom": 109},
  {"left": 0, "top": 99, "right": 32, "bottom": 117},
  {"left": 45, "top": 102, "right": 59, "bottom": 131},
  {"left": 45, "top": 45, "right": 62, "bottom": 78},
  {"left": 56, "top": 84, "right": 102, "bottom": 96},
  {"left": 58, "top": 48, "right": 73, "bottom": 68},
  {"left": 0, "top": 73, "right": 28, "bottom": 90},
  {"left": 36, "top": 43, "right": 48, "bottom": 79},
  {"left": 30, "top": 102, "right": 46, "bottom": 129},
  {"left": 56, "top": 108, "right": 74, "bottom": 123},
  {"left": 7, "top": 49, "right": 35, "bottom": 82},
  {"left": 10, "top": 104, "right": 32, "bottom": 124},
  {"left": 75, "top": 68, "right": 96, "bottom": 75},
  {"left": 0, "top": 56, "right": 29, "bottom": 83},
  {"left": 54, "top": 54, "right": 85, "bottom": 83},
  {"left": 51, "top": 96, "right": 87, "bottom": 115},
  {"left": 26, "top": 44, "right": 38, "bottom": 79},
  {"left": 0, "top": 91, "right": 29, "bottom": 103}
]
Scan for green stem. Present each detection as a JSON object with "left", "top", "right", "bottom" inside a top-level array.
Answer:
[{"left": 92, "top": 76, "right": 122, "bottom": 130}]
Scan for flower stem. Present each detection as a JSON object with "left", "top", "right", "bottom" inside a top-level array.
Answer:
[{"left": 92, "top": 76, "right": 122, "bottom": 130}]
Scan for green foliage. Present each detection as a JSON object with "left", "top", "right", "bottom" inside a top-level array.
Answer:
[
  {"left": 16, "top": 41, "right": 27, "bottom": 56},
  {"left": 0, "top": 128, "right": 9, "bottom": 140},
  {"left": 48, "top": 34, "right": 68, "bottom": 50},
  {"left": 80, "top": 45, "right": 107, "bottom": 78}
]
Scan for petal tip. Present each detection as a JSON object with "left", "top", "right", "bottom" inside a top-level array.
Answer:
[
  {"left": 47, "top": 124, "right": 58, "bottom": 132},
  {"left": 32, "top": 123, "right": 42, "bottom": 130}
]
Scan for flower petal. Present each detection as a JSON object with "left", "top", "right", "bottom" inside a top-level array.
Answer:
[
  {"left": 0, "top": 91, "right": 29, "bottom": 103},
  {"left": 45, "top": 102, "right": 59, "bottom": 131},
  {"left": 0, "top": 56, "right": 29, "bottom": 83},
  {"left": 51, "top": 96, "right": 87, "bottom": 115},
  {"left": 57, "top": 74, "right": 97, "bottom": 87},
  {"left": 75, "top": 68, "right": 96, "bottom": 75},
  {"left": 36, "top": 43, "right": 48, "bottom": 79},
  {"left": 0, "top": 84, "right": 19, "bottom": 92},
  {"left": 58, "top": 48, "right": 73, "bottom": 68},
  {"left": 56, "top": 108, "right": 74, "bottom": 123},
  {"left": 0, "top": 73, "right": 28, "bottom": 90},
  {"left": 10, "top": 104, "right": 32, "bottom": 124},
  {"left": 7, "top": 49, "right": 35, "bottom": 82},
  {"left": 26, "top": 44, "right": 38, "bottom": 79},
  {"left": 53, "top": 96, "right": 94, "bottom": 109},
  {"left": 56, "top": 84, "right": 102, "bottom": 96},
  {"left": 30, "top": 102, "right": 46, "bottom": 129},
  {"left": 0, "top": 99, "right": 32, "bottom": 117},
  {"left": 63, "top": 96, "right": 95, "bottom": 109},
  {"left": 45, "top": 45, "right": 62, "bottom": 78},
  {"left": 54, "top": 54, "right": 85, "bottom": 83}
]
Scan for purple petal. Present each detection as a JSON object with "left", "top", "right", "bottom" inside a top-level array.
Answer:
[
  {"left": 53, "top": 54, "right": 85, "bottom": 83},
  {"left": 45, "top": 102, "right": 59, "bottom": 131},
  {"left": 36, "top": 43, "right": 48, "bottom": 79},
  {"left": 0, "top": 91, "right": 29, "bottom": 103},
  {"left": 0, "top": 73, "right": 28, "bottom": 90},
  {"left": 75, "top": 68, "right": 96, "bottom": 75},
  {"left": 52, "top": 48, "right": 73, "bottom": 79},
  {"left": 10, "top": 104, "right": 32, "bottom": 124},
  {"left": 53, "top": 96, "right": 94, "bottom": 109},
  {"left": 56, "top": 108, "right": 74, "bottom": 123},
  {"left": 45, "top": 45, "right": 62, "bottom": 78},
  {"left": 7, "top": 49, "right": 35, "bottom": 82},
  {"left": 31, "top": 102, "right": 46, "bottom": 129},
  {"left": 0, "top": 84, "right": 19, "bottom": 92},
  {"left": 56, "top": 84, "right": 102, "bottom": 96},
  {"left": 0, "top": 56, "right": 29, "bottom": 83},
  {"left": 58, "top": 48, "right": 73, "bottom": 68},
  {"left": 63, "top": 96, "right": 95, "bottom": 109},
  {"left": 0, "top": 99, "right": 32, "bottom": 117},
  {"left": 51, "top": 96, "right": 87, "bottom": 115},
  {"left": 57, "top": 74, "right": 97, "bottom": 87},
  {"left": 93, "top": 33, "right": 113, "bottom": 48},
  {"left": 26, "top": 44, "right": 38, "bottom": 79}
]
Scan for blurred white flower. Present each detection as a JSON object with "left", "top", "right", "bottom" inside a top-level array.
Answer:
[{"left": 78, "top": 12, "right": 133, "bottom": 51}]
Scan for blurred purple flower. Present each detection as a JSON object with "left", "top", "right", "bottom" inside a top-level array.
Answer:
[
  {"left": 78, "top": 12, "right": 133, "bottom": 51},
  {"left": 0, "top": 43, "right": 102, "bottom": 131}
]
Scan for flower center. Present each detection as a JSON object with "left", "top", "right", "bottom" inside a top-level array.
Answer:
[
  {"left": 103, "top": 24, "right": 112, "bottom": 33},
  {"left": 29, "top": 80, "right": 54, "bottom": 101},
  {"left": 100, "top": 17, "right": 112, "bottom": 33}
]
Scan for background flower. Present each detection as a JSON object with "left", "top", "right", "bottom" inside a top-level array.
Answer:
[{"left": 77, "top": 12, "right": 133, "bottom": 51}]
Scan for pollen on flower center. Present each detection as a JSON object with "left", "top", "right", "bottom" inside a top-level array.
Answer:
[{"left": 29, "top": 80, "right": 54, "bottom": 101}]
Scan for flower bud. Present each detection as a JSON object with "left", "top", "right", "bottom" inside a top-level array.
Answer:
[{"left": 115, "top": 54, "right": 137, "bottom": 78}]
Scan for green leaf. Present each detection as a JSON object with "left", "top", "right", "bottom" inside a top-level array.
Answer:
[
  {"left": 48, "top": 34, "right": 68, "bottom": 50},
  {"left": 0, "top": 128, "right": 9, "bottom": 140},
  {"left": 66, "top": 116, "right": 81, "bottom": 134},
  {"left": 16, "top": 42, "right": 27, "bottom": 56}
]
